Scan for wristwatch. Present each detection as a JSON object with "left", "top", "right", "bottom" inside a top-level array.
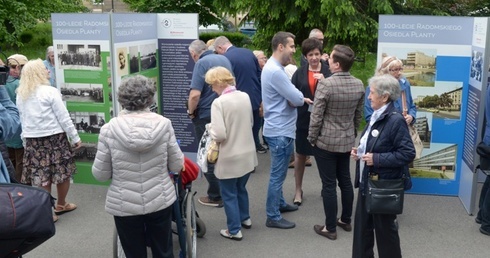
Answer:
[{"left": 187, "top": 110, "right": 194, "bottom": 117}]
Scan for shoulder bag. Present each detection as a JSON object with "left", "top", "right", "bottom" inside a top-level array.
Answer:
[
  {"left": 0, "top": 183, "right": 56, "bottom": 257},
  {"left": 196, "top": 128, "right": 211, "bottom": 172},
  {"left": 365, "top": 114, "right": 405, "bottom": 215}
]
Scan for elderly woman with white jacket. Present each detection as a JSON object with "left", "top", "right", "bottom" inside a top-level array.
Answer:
[{"left": 92, "top": 75, "right": 184, "bottom": 258}]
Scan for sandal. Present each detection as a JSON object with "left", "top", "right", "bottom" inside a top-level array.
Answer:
[
  {"left": 54, "top": 203, "right": 77, "bottom": 215},
  {"left": 53, "top": 215, "right": 59, "bottom": 223}
]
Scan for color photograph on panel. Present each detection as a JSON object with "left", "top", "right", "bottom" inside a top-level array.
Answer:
[{"left": 378, "top": 15, "right": 477, "bottom": 195}]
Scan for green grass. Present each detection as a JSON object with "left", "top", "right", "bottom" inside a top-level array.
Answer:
[
  {"left": 351, "top": 52, "right": 376, "bottom": 86},
  {"left": 351, "top": 53, "right": 376, "bottom": 130},
  {"left": 410, "top": 169, "right": 450, "bottom": 179}
]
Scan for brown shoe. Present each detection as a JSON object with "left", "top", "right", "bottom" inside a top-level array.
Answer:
[
  {"left": 198, "top": 196, "right": 223, "bottom": 207},
  {"left": 313, "top": 225, "right": 337, "bottom": 240},
  {"left": 336, "top": 219, "right": 352, "bottom": 232},
  {"left": 305, "top": 156, "right": 312, "bottom": 167}
]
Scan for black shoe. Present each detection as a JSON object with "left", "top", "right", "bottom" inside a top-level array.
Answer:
[
  {"left": 476, "top": 217, "right": 482, "bottom": 224},
  {"left": 266, "top": 218, "right": 295, "bottom": 229},
  {"left": 279, "top": 203, "right": 298, "bottom": 213},
  {"left": 480, "top": 227, "right": 490, "bottom": 236},
  {"left": 256, "top": 145, "right": 267, "bottom": 154}
]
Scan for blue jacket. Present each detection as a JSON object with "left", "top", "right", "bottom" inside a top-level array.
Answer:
[
  {"left": 483, "top": 86, "right": 490, "bottom": 146},
  {"left": 0, "top": 86, "right": 21, "bottom": 183},
  {"left": 224, "top": 46, "right": 262, "bottom": 110},
  {"left": 364, "top": 77, "right": 417, "bottom": 124},
  {"left": 355, "top": 102, "right": 415, "bottom": 194},
  {"left": 190, "top": 50, "right": 233, "bottom": 119}
]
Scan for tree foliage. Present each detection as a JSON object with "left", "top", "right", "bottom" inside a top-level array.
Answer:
[
  {"left": 214, "top": 0, "right": 426, "bottom": 56},
  {"left": 0, "top": 0, "right": 87, "bottom": 47},
  {"left": 121, "top": 0, "right": 222, "bottom": 27},
  {"left": 408, "top": 0, "right": 490, "bottom": 16}
]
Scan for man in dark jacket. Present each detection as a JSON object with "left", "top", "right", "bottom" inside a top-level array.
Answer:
[
  {"left": 187, "top": 39, "right": 233, "bottom": 207},
  {"left": 213, "top": 36, "right": 266, "bottom": 154}
]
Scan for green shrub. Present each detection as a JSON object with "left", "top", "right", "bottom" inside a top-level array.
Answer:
[
  {"left": 0, "top": 22, "right": 52, "bottom": 60},
  {"left": 19, "top": 33, "right": 33, "bottom": 44}
]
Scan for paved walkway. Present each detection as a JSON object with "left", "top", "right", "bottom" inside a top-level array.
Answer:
[{"left": 25, "top": 153, "right": 489, "bottom": 258}]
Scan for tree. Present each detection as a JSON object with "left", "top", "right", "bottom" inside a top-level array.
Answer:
[
  {"left": 439, "top": 93, "right": 453, "bottom": 110},
  {"left": 121, "top": 0, "right": 222, "bottom": 27},
  {"left": 214, "top": 0, "right": 425, "bottom": 56},
  {"left": 412, "top": 0, "right": 490, "bottom": 16},
  {"left": 0, "top": 0, "right": 88, "bottom": 47}
]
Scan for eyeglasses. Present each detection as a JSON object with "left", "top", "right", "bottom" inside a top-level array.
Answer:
[{"left": 389, "top": 68, "right": 403, "bottom": 72}]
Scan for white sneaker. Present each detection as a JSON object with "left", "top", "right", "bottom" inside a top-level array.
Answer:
[
  {"left": 241, "top": 218, "right": 252, "bottom": 229},
  {"left": 220, "top": 229, "right": 243, "bottom": 241}
]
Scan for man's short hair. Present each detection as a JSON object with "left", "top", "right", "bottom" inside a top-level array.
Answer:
[
  {"left": 331, "top": 44, "right": 355, "bottom": 72},
  {"left": 213, "top": 36, "right": 231, "bottom": 48},
  {"left": 271, "top": 31, "right": 295, "bottom": 51},
  {"left": 188, "top": 40, "right": 208, "bottom": 56},
  {"left": 309, "top": 28, "right": 323, "bottom": 39}
]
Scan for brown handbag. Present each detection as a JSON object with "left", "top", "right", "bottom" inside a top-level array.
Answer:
[
  {"left": 207, "top": 140, "right": 219, "bottom": 164},
  {"left": 401, "top": 91, "right": 423, "bottom": 159}
]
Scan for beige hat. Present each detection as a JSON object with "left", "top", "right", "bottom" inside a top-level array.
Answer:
[{"left": 7, "top": 54, "right": 28, "bottom": 66}]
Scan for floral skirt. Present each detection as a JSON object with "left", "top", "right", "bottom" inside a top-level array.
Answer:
[{"left": 21, "top": 133, "right": 77, "bottom": 186}]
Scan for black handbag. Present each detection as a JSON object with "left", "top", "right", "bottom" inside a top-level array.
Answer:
[
  {"left": 366, "top": 177, "right": 405, "bottom": 214},
  {"left": 0, "top": 183, "right": 56, "bottom": 257},
  {"left": 364, "top": 112, "right": 406, "bottom": 215}
]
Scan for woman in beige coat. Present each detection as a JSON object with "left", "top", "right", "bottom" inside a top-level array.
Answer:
[{"left": 205, "top": 66, "right": 258, "bottom": 241}]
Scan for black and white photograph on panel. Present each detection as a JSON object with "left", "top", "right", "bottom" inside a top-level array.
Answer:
[
  {"left": 61, "top": 83, "right": 104, "bottom": 103},
  {"left": 57, "top": 44, "right": 102, "bottom": 70},
  {"left": 70, "top": 111, "right": 106, "bottom": 134}
]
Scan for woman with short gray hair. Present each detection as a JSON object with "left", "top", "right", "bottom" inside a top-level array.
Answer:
[
  {"left": 117, "top": 75, "right": 156, "bottom": 111},
  {"left": 93, "top": 75, "right": 184, "bottom": 258},
  {"left": 351, "top": 74, "right": 415, "bottom": 258},
  {"left": 368, "top": 74, "right": 401, "bottom": 102}
]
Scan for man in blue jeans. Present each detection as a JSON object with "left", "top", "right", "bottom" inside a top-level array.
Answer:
[
  {"left": 262, "top": 32, "right": 308, "bottom": 229},
  {"left": 187, "top": 40, "right": 233, "bottom": 207}
]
